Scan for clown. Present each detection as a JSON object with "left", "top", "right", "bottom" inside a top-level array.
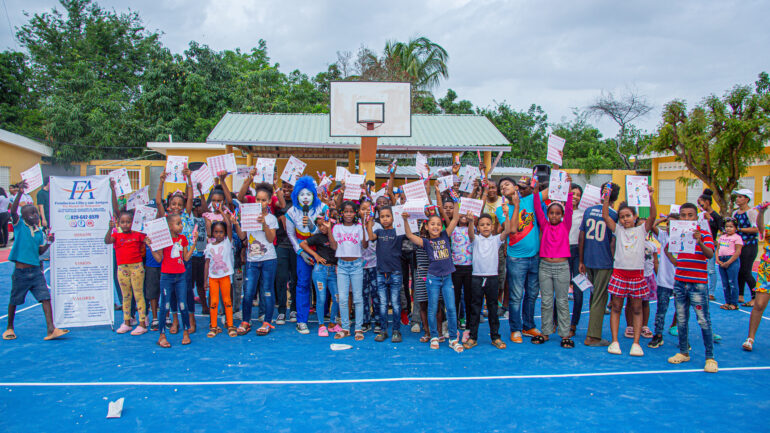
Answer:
[{"left": 285, "top": 175, "right": 325, "bottom": 334}]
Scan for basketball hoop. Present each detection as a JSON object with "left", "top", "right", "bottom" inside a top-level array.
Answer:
[{"left": 330, "top": 82, "right": 411, "bottom": 137}]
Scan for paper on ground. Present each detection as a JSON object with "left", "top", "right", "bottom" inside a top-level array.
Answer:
[
  {"left": 330, "top": 343, "right": 353, "bottom": 351},
  {"left": 106, "top": 397, "right": 124, "bottom": 419}
]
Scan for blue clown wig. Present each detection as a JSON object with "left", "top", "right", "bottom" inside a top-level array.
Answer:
[{"left": 291, "top": 175, "right": 321, "bottom": 211}]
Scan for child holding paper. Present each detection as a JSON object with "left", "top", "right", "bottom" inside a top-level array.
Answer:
[
  {"left": 359, "top": 200, "right": 379, "bottom": 333},
  {"left": 203, "top": 215, "right": 237, "bottom": 338},
  {"left": 664, "top": 203, "right": 717, "bottom": 372},
  {"left": 604, "top": 184, "right": 657, "bottom": 357},
  {"left": 105, "top": 210, "right": 148, "bottom": 335},
  {"left": 300, "top": 215, "right": 340, "bottom": 337},
  {"left": 716, "top": 218, "right": 743, "bottom": 310},
  {"left": 146, "top": 214, "right": 197, "bottom": 348},
  {"left": 531, "top": 175, "right": 575, "bottom": 348},
  {"left": 2, "top": 180, "right": 67, "bottom": 341},
  {"left": 329, "top": 201, "right": 368, "bottom": 340}
]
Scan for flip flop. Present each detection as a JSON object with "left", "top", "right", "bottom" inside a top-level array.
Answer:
[
  {"left": 43, "top": 328, "right": 69, "bottom": 341},
  {"left": 585, "top": 338, "right": 611, "bottom": 347},
  {"left": 2, "top": 329, "right": 16, "bottom": 340}
]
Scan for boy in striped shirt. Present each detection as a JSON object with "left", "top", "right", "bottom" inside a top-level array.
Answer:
[{"left": 664, "top": 203, "right": 717, "bottom": 373}]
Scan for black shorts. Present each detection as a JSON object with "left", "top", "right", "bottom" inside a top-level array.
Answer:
[
  {"left": 144, "top": 266, "right": 161, "bottom": 300},
  {"left": 10, "top": 266, "right": 50, "bottom": 306}
]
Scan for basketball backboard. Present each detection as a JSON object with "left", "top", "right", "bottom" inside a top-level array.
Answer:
[{"left": 330, "top": 81, "right": 411, "bottom": 137}]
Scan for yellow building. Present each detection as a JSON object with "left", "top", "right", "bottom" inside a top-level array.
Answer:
[{"left": 0, "top": 128, "right": 53, "bottom": 194}]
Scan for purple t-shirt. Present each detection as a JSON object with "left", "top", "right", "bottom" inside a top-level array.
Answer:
[{"left": 422, "top": 231, "right": 455, "bottom": 277}]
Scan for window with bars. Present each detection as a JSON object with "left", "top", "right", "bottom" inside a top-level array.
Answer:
[
  {"left": 0, "top": 166, "right": 8, "bottom": 192},
  {"left": 99, "top": 168, "right": 141, "bottom": 190},
  {"left": 686, "top": 179, "right": 703, "bottom": 204},
  {"left": 658, "top": 179, "right": 676, "bottom": 205}
]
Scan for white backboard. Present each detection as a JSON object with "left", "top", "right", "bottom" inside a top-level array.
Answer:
[{"left": 330, "top": 81, "right": 411, "bottom": 137}]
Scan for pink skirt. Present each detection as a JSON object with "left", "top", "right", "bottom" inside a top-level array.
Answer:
[{"left": 608, "top": 269, "right": 649, "bottom": 299}]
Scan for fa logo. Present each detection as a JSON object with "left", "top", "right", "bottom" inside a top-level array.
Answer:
[{"left": 69, "top": 180, "right": 95, "bottom": 200}]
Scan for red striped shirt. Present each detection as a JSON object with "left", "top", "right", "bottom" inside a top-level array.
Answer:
[{"left": 674, "top": 229, "right": 714, "bottom": 284}]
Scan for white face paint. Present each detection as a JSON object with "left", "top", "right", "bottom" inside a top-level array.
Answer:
[{"left": 298, "top": 189, "right": 313, "bottom": 206}]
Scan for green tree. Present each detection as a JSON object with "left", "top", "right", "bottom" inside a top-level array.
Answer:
[
  {"left": 480, "top": 102, "right": 548, "bottom": 165},
  {"left": 648, "top": 72, "right": 770, "bottom": 215},
  {"left": 0, "top": 51, "right": 44, "bottom": 138},
  {"left": 438, "top": 89, "right": 474, "bottom": 114}
]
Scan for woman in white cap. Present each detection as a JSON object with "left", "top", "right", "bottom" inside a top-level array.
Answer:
[{"left": 732, "top": 189, "right": 759, "bottom": 307}]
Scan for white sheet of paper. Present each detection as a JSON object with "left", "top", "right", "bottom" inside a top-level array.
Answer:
[
  {"left": 407, "top": 218, "right": 420, "bottom": 232},
  {"left": 547, "top": 134, "right": 566, "bottom": 165},
  {"left": 402, "top": 180, "right": 429, "bottom": 202},
  {"left": 415, "top": 152, "right": 429, "bottom": 179},
  {"left": 669, "top": 204, "right": 681, "bottom": 214},
  {"left": 459, "top": 166, "right": 480, "bottom": 193},
  {"left": 207, "top": 153, "right": 238, "bottom": 176},
  {"left": 108, "top": 168, "right": 133, "bottom": 196},
  {"left": 106, "top": 397, "right": 125, "bottom": 419},
  {"left": 668, "top": 220, "right": 698, "bottom": 254},
  {"left": 20, "top": 163, "right": 43, "bottom": 192},
  {"left": 280, "top": 156, "right": 307, "bottom": 185},
  {"left": 548, "top": 169, "right": 570, "bottom": 202},
  {"left": 344, "top": 174, "right": 366, "bottom": 201},
  {"left": 191, "top": 164, "right": 215, "bottom": 197},
  {"left": 403, "top": 200, "right": 428, "bottom": 219},
  {"left": 626, "top": 175, "right": 651, "bottom": 207},
  {"left": 165, "top": 155, "right": 188, "bottom": 183},
  {"left": 145, "top": 218, "right": 173, "bottom": 251},
  {"left": 572, "top": 273, "right": 593, "bottom": 292},
  {"left": 317, "top": 176, "right": 332, "bottom": 195},
  {"left": 392, "top": 205, "right": 406, "bottom": 236},
  {"left": 460, "top": 197, "right": 483, "bottom": 217},
  {"left": 578, "top": 184, "right": 602, "bottom": 210},
  {"left": 131, "top": 205, "right": 156, "bottom": 233},
  {"left": 335, "top": 166, "right": 350, "bottom": 183},
  {"left": 255, "top": 158, "right": 276, "bottom": 184},
  {"left": 126, "top": 186, "right": 150, "bottom": 210},
  {"left": 241, "top": 203, "right": 262, "bottom": 231},
  {"left": 437, "top": 175, "right": 454, "bottom": 193}
]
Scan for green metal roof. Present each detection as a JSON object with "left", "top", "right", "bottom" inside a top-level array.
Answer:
[{"left": 206, "top": 113, "right": 510, "bottom": 152}]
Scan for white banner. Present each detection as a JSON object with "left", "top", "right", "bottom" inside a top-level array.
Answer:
[{"left": 50, "top": 176, "right": 114, "bottom": 328}]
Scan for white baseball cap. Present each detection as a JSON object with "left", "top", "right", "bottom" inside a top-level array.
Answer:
[{"left": 733, "top": 189, "right": 753, "bottom": 200}]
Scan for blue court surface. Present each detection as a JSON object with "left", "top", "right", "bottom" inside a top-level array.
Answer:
[{"left": 0, "top": 260, "right": 767, "bottom": 432}]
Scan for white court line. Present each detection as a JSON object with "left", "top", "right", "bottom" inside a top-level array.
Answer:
[
  {"left": 2, "top": 365, "right": 769, "bottom": 387},
  {"left": 709, "top": 300, "right": 770, "bottom": 321},
  {"left": 0, "top": 303, "right": 41, "bottom": 320}
]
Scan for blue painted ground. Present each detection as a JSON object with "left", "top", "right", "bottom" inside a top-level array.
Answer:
[{"left": 0, "top": 260, "right": 767, "bottom": 432}]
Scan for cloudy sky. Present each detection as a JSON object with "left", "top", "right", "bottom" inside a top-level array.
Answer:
[{"left": 1, "top": 0, "right": 767, "bottom": 137}]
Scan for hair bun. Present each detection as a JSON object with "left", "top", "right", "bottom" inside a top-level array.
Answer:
[{"left": 703, "top": 188, "right": 713, "bottom": 196}]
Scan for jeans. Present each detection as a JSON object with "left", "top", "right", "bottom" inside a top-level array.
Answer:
[
  {"left": 363, "top": 267, "right": 377, "bottom": 325},
  {"left": 242, "top": 259, "right": 277, "bottom": 323},
  {"left": 312, "top": 263, "right": 339, "bottom": 325},
  {"left": 718, "top": 256, "right": 740, "bottom": 306},
  {"left": 159, "top": 272, "right": 190, "bottom": 333},
  {"left": 275, "top": 247, "right": 296, "bottom": 315},
  {"left": 469, "top": 275, "right": 500, "bottom": 340},
  {"left": 568, "top": 245, "right": 584, "bottom": 327},
  {"left": 376, "top": 271, "right": 403, "bottom": 333},
  {"left": 673, "top": 281, "right": 714, "bottom": 359},
  {"left": 296, "top": 253, "right": 313, "bottom": 323},
  {"left": 539, "top": 260, "right": 571, "bottom": 338},
  {"left": 171, "top": 261, "right": 194, "bottom": 314},
  {"left": 426, "top": 273, "right": 458, "bottom": 339},
  {"left": 653, "top": 286, "right": 673, "bottom": 336},
  {"left": 706, "top": 256, "right": 717, "bottom": 296},
  {"left": 505, "top": 255, "right": 540, "bottom": 333},
  {"left": 337, "top": 259, "right": 364, "bottom": 331}
]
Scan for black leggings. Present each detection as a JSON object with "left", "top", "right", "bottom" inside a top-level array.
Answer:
[
  {"left": 0, "top": 212, "right": 9, "bottom": 245},
  {"left": 469, "top": 276, "right": 500, "bottom": 340},
  {"left": 452, "top": 265, "right": 473, "bottom": 320},
  {"left": 738, "top": 243, "right": 758, "bottom": 299},
  {"left": 401, "top": 251, "right": 415, "bottom": 314}
]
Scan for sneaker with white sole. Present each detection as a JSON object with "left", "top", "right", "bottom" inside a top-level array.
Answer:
[
  {"left": 276, "top": 313, "right": 286, "bottom": 325},
  {"left": 410, "top": 322, "right": 421, "bottom": 333},
  {"left": 296, "top": 323, "right": 310, "bottom": 334},
  {"left": 630, "top": 343, "right": 644, "bottom": 357},
  {"left": 289, "top": 311, "right": 297, "bottom": 323},
  {"left": 608, "top": 341, "right": 622, "bottom": 355}
]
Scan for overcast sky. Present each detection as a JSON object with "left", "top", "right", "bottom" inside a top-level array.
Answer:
[{"left": 1, "top": 0, "right": 768, "bottom": 137}]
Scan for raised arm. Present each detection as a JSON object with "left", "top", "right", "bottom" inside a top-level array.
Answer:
[
  {"left": 183, "top": 168, "right": 194, "bottom": 214},
  {"left": 366, "top": 217, "right": 378, "bottom": 241},
  {"left": 156, "top": 172, "right": 167, "bottom": 218},
  {"left": 602, "top": 186, "right": 616, "bottom": 233},
  {"left": 109, "top": 179, "right": 120, "bottom": 216},
  {"left": 644, "top": 185, "right": 657, "bottom": 232},
  {"left": 237, "top": 168, "right": 255, "bottom": 203},
  {"left": 498, "top": 202, "right": 513, "bottom": 241},
  {"left": 217, "top": 172, "right": 233, "bottom": 210},
  {"left": 401, "top": 212, "right": 423, "bottom": 247},
  {"left": 9, "top": 180, "right": 26, "bottom": 224},
  {"left": 532, "top": 180, "right": 547, "bottom": 228},
  {"left": 104, "top": 219, "right": 116, "bottom": 244},
  {"left": 445, "top": 201, "right": 461, "bottom": 235},
  {"left": 328, "top": 223, "right": 339, "bottom": 250}
]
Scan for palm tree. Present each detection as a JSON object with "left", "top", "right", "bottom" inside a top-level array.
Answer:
[{"left": 383, "top": 37, "right": 449, "bottom": 91}]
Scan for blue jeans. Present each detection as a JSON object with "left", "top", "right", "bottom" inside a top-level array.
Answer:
[
  {"left": 363, "top": 267, "right": 377, "bottom": 326},
  {"left": 673, "top": 281, "right": 714, "bottom": 359},
  {"left": 426, "top": 273, "right": 458, "bottom": 339},
  {"left": 312, "top": 263, "right": 339, "bottom": 326},
  {"left": 242, "top": 259, "right": 277, "bottom": 324},
  {"left": 159, "top": 272, "right": 190, "bottom": 333},
  {"left": 707, "top": 255, "right": 717, "bottom": 295},
  {"left": 718, "top": 256, "right": 740, "bottom": 306},
  {"left": 337, "top": 259, "right": 364, "bottom": 331},
  {"left": 653, "top": 286, "right": 673, "bottom": 336},
  {"left": 170, "top": 261, "right": 194, "bottom": 314},
  {"left": 506, "top": 255, "right": 540, "bottom": 333},
  {"left": 377, "top": 271, "right": 403, "bottom": 333}
]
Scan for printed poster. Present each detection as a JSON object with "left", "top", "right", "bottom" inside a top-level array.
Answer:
[
  {"left": 241, "top": 203, "right": 262, "bottom": 231},
  {"left": 191, "top": 164, "right": 215, "bottom": 197},
  {"left": 255, "top": 158, "right": 276, "bottom": 184},
  {"left": 145, "top": 217, "right": 173, "bottom": 251},
  {"left": 21, "top": 163, "right": 44, "bottom": 192},
  {"left": 207, "top": 153, "right": 238, "bottom": 176},
  {"left": 280, "top": 156, "right": 307, "bottom": 185},
  {"left": 459, "top": 166, "right": 480, "bottom": 193},
  {"left": 579, "top": 184, "right": 602, "bottom": 210},
  {"left": 547, "top": 134, "right": 566, "bottom": 166},
  {"left": 626, "top": 175, "right": 651, "bottom": 207},
  {"left": 459, "top": 197, "right": 483, "bottom": 217},
  {"left": 131, "top": 205, "right": 156, "bottom": 233},
  {"left": 165, "top": 155, "right": 188, "bottom": 183},
  {"left": 108, "top": 168, "right": 133, "bottom": 196},
  {"left": 548, "top": 169, "right": 570, "bottom": 202},
  {"left": 402, "top": 180, "right": 429, "bottom": 202},
  {"left": 668, "top": 220, "right": 698, "bottom": 254},
  {"left": 126, "top": 186, "right": 150, "bottom": 210},
  {"left": 437, "top": 175, "right": 454, "bottom": 193}
]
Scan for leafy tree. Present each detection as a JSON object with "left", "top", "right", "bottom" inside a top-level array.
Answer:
[
  {"left": 648, "top": 72, "right": 770, "bottom": 215},
  {"left": 0, "top": 51, "right": 43, "bottom": 138},
  {"left": 438, "top": 89, "right": 474, "bottom": 114},
  {"left": 480, "top": 102, "right": 548, "bottom": 165}
]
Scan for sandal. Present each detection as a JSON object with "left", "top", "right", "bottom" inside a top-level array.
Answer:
[
  {"left": 720, "top": 304, "right": 730, "bottom": 310},
  {"left": 207, "top": 327, "right": 218, "bottom": 338},
  {"left": 641, "top": 326, "right": 653, "bottom": 339},
  {"left": 430, "top": 337, "right": 439, "bottom": 349},
  {"left": 742, "top": 337, "right": 754, "bottom": 352},
  {"left": 531, "top": 335, "right": 546, "bottom": 344},
  {"left": 742, "top": 301, "right": 754, "bottom": 307},
  {"left": 560, "top": 338, "right": 575, "bottom": 349},
  {"left": 157, "top": 334, "right": 171, "bottom": 348},
  {"left": 236, "top": 322, "right": 251, "bottom": 336},
  {"left": 354, "top": 330, "right": 364, "bottom": 341},
  {"left": 256, "top": 322, "right": 274, "bottom": 336},
  {"left": 2, "top": 329, "right": 16, "bottom": 340},
  {"left": 228, "top": 327, "right": 237, "bottom": 337},
  {"left": 624, "top": 326, "right": 634, "bottom": 338},
  {"left": 449, "top": 338, "right": 464, "bottom": 353},
  {"left": 438, "top": 336, "right": 446, "bottom": 343},
  {"left": 420, "top": 335, "right": 431, "bottom": 343},
  {"left": 334, "top": 330, "right": 350, "bottom": 339}
]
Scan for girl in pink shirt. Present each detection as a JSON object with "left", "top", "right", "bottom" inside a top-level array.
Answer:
[{"left": 532, "top": 175, "right": 574, "bottom": 348}]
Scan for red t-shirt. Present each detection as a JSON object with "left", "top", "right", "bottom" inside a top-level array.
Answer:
[
  {"left": 111, "top": 231, "right": 146, "bottom": 265},
  {"left": 161, "top": 235, "right": 188, "bottom": 274}
]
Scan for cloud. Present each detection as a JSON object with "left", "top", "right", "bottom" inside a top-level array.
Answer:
[{"left": 2, "top": 0, "right": 768, "bottom": 137}]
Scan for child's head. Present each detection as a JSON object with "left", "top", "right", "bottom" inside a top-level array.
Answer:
[
  {"left": 316, "top": 216, "right": 329, "bottom": 234},
  {"left": 281, "top": 182, "right": 293, "bottom": 202},
  {"left": 254, "top": 183, "right": 273, "bottom": 207},
  {"left": 426, "top": 214, "right": 443, "bottom": 238},
  {"left": 497, "top": 177, "right": 516, "bottom": 198},
  {"left": 376, "top": 195, "right": 390, "bottom": 208},
  {"left": 211, "top": 220, "right": 227, "bottom": 241},
  {"left": 20, "top": 204, "right": 39, "bottom": 226},
  {"left": 697, "top": 188, "right": 714, "bottom": 209},
  {"left": 441, "top": 196, "right": 454, "bottom": 219},
  {"left": 118, "top": 210, "right": 134, "bottom": 232},
  {"left": 477, "top": 213, "right": 494, "bottom": 236},
  {"left": 602, "top": 182, "right": 621, "bottom": 204},
  {"left": 340, "top": 201, "right": 358, "bottom": 224},
  {"left": 724, "top": 218, "right": 737, "bottom": 235},
  {"left": 486, "top": 179, "right": 498, "bottom": 200},
  {"left": 570, "top": 183, "right": 583, "bottom": 208},
  {"left": 617, "top": 202, "right": 637, "bottom": 228},
  {"left": 358, "top": 200, "right": 371, "bottom": 219},
  {"left": 546, "top": 202, "right": 564, "bottom": 225},
  {"left": 379, "top": 206, "right": 393, "bottom": 228},
  {"left": 209, "top": 188, "right": 226, "bottom": 210},
  {"left": 678, "top": 203, "right": 699, "bottom": 221},
  {"left": 166, "top": 192, "right": 185, "bottom": 215},
  {"left": 167, "top": 214, "right": 182, "bottom": 235}
]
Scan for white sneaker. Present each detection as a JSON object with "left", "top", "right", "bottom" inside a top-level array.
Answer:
[
  {"left": 608, "top": 341, "right": 622, "bottom": 355},
  {"left": 276, "top": 313, "right": 286, "bottom": 325},
  {"left": 296, "top": 323, "right": 310, "bottom": 334},
  {"left": 289, "top": 311, "right": 297, "bottom": 323},
  {"left": 410, "top": 322, "right": 421, "bottom": 333},
  {"left": 630, "top": 343, "right": 644, "bottom": 357}
]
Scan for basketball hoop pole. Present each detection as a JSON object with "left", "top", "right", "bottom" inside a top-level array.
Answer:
[{"left": 360, "top": 136, "right": 377, "bottom": 183}]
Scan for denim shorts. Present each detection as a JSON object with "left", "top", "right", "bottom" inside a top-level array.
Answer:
[{"left": 11, "top": 266, "right": 50, "bottom": 306}]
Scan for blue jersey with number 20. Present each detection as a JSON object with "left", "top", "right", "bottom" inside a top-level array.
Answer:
[{"left": 579, "top": 205, "right": 618, "bottom": 270}]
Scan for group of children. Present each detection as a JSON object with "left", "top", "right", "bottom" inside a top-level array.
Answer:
[{"left": 3, "top": 159, "right": 770, "bottom": 374}]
